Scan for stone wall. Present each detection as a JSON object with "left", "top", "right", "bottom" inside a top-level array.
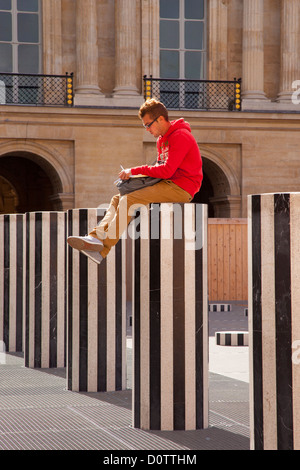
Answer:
[{"left": 1, "top": 105, "right": 300, "bottom": 217}]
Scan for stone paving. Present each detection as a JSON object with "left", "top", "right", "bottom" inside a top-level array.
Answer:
[{"left": 0, "top": 302, "right": 249, "bottom": 451}]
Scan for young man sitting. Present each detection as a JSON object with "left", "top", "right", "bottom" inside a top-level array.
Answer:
[{"left": 67, "top": 98, "right": 203, "bottom": 263}]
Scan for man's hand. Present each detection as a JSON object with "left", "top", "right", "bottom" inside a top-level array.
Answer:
[{"left": 119, "top": 168, "right": 132, "bottom": 180}]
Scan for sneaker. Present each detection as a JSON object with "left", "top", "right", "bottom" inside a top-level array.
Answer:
[
  {"left": 67, "top": 235, "right": 103, "bottom": 253},
  {"left": 81, "top": 250, "right": 103, "bottom": 264}
]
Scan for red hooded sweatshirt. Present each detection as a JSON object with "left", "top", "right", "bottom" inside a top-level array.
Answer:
[{"left": 130, "top": 118, "right": 203, "bottom": 198}]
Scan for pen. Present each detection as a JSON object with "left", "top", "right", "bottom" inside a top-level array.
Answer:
[{"left": 114, "top": 165, "right": 125, "bottom": 184}]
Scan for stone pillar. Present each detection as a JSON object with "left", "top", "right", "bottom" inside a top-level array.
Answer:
[
  {"left": 0, "top": 214, "right": 24, "bottom": 354},
  {"left": 208, "top": 0, "right": 228, "bottom": 80},
  {"left": 42, "top": 0, "right": 62, "bottom": 75},
  {"left": 132, "top": 203, "right": 208, "bottom": 430},
  {"left": 277, "top": 0, "right": 300, "bottom": 104},
  {"left": 67, "top": 208, "right": 127, "bottom": 392},
  {"left": 242, "top": 0, "right": 268, "bottom": 106},
  {"left": 248, "top": 193, "right": 300, "bottom": 450},
  {"left": 74, "top": 0, "right": 103, "bottom": 106},
  {"left": 112, "top": 0, "right": 143, "bottom": 107},
  {"left": 141, "top": 0, "right": 160, "bottom": 77},
  {"left": 25, "top": 212, "right": 66, "bottom": 369}
]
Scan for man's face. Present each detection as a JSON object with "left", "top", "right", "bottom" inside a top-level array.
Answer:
[{"left": 142, "top": 113, "right": 162, "bottom": 138}]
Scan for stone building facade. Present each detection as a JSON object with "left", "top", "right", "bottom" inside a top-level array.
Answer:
[{"left": 0, "top": 0, "right": 300, "bottom": 218}]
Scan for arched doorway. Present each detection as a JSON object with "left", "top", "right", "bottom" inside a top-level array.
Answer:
[
  {"left": 0, "top": 154, "right": 57, "bottom": 214},
  {"left": 193, "top": 154, "right": 241, "bottom": 218},
  {"left": 0, "top": 143, "right": 74, "bottom": 214}
]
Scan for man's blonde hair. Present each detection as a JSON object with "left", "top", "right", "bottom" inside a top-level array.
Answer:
[{"left": 138, "top": 98, "right": 169, "bottom": 121}]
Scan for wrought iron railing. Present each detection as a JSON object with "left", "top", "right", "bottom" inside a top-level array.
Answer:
[
  {"left": 143, "top": 76, "right": 242, "bottom": 111},
  {"left": 0, "top": 72, "right": 74, "bottom": 107}
]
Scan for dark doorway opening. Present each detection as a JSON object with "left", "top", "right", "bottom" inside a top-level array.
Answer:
[
  {"left": 0, "top": 154, "right": 56, "bottom": 214},
  {"left": 192, "top": 169, "right": 214, "bottom": 217}
]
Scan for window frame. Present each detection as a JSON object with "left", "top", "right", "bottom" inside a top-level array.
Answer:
[
  {"left": 0, "top": 0, "right": 42, "bottom": 74},
  {"left": 159, "top": 0, "right": 207, "bottom": 80}
]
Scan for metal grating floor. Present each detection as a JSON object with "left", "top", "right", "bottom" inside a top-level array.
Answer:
[{"left": 0, "top": 354, "right": 249, "bottom": 451}]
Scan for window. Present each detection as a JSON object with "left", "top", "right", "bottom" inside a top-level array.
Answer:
[
  {"left": 160, "top": 0, "right": 206, "bottom": 80},
  {"left": 0, "top": 0, "right": 41, "bottom": 74},
  {"left": 159, "top": 0, "right": 206, "bottom": 109}
]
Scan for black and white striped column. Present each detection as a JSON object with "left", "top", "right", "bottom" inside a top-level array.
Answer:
[
  {"left": 215, "top": 331, "right": 248, "bottom": 346},
  {"left": 67, "top": 208, "right": 127, "bottom": 392},
  {"left": 0, "top": 214, "right": 25, "bottom": 353},
  {"left": 248, "top": 193, "right": 300, "bottom": 450},
  {"left": 209, "top": 304, "right": 231, "bottom": 312},
  {"left": 25, "top": 212, "right": 66, "bottom": 369},
  {"left": 132, "top": 203, "right": 208, "bottom": 431}
]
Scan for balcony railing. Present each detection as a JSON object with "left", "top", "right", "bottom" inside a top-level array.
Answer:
[
  {"left": 0, "top": 72, "right": 74, "bottom": 107},
  {"left": 143, "top": 76, "right": 242, "bottom": 111}
]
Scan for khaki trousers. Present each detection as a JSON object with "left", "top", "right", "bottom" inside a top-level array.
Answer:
[{"left": 89, "top": 180, "right": 192, "bottom": 258}]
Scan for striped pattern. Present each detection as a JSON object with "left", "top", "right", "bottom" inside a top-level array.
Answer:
[
  {"left": 132, "top": 203, "right": 208, "bottom": 431},
  {"left": 248, "top": 193, "right": 300, "bottom": 450},
  {"left": 215, "top": 331, "right": 248, "bottom": 346},
  {"left": 0, "top": 214, "right": 25, "bottom": 353},
  {"left": 209, "top": 303, "right": 231, "bottom": 312},
  {"left": 25, "top": 212, "right": 66, "bottom": 369},
  {"left": 67, "top": 208, "right": 126, "bottom": 392}
]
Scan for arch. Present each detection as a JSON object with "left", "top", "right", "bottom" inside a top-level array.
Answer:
[
  {"left": 200, "top": 146, "right": 240, "bottom": 196},
  {"left": 0, "top": 140, "right": 73, "bottom": 194},
  {"left": 0, "top": 140, "right": 74, "bottom": 212},
  {"left": 195, "top": 146, "right": 241, "bottom": 218}
]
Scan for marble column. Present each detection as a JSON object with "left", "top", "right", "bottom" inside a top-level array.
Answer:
[
  {"left": 132, "top": 203, "right": 208, "bottom": 431},
  {"left": 25, "top": 212, "right": 66, "bottom": 369},
  {"left": 248, "top": 193, "right": 300, "bottom": 450},
  {"left": 74, "top": 0, "right": 103, "bottom": 106},
  {"left": 242, "top": 0, "right": 268, "bottom": 104},
  {"left": 277, "top": 0, "right": 300, "bottom": 103},
  {"left": 0, "top": 214, "right": 24, "bottom": 354},
  {"left": 67, "top": 208, "right": 127, "bottom": 392},
  {"left": 112, "top": 0, "right": 143, "bottom": 106}
]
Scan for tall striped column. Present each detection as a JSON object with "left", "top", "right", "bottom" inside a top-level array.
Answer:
[
  {"left": 25, "top": 212, "right": 66, "bottom": 369},
  {"left": 132, "top": 203, "right": 208, "bottom": 431},
  {"left": 67, "top": 208, "right": 127, "bottom": 392},
  {"left": 0, "top": 214, "right": 25, "bottom": 353},
  {"left": 248, "top": 193, "right": 300, "bottom": 450}
]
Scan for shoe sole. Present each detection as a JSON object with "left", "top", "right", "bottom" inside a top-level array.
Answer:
[
  {"left": 82, "top": 250, "right": 103, "bottom": 264},
  {"left": 67, "top": 236, "right": 103, "bottom": 253}
]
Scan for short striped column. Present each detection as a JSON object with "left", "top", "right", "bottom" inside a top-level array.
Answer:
[
  {"left": 25, "top": 212, "right": 66, "bottom": 369},
  {"left": 209, "top": 304, "right": 232, "bottom": 312},
  {"left": 67, "top": 208, "right": 127, "bottom": 392},
  {"left": 0, "top": 214, "right": 25, "bottom": 353},
  {"left": 215, "top": 331, "right": 248, "bottom": 346},
  {"left": 132, "top": 203, "right": 208, "bottom": 430},
  {"left": 248, "top": 193, "right": 300, "bottom": 450}
]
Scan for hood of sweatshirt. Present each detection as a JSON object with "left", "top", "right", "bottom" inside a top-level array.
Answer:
[{"left": 160, "top": 118, "right": 191, "bottom": 142}]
